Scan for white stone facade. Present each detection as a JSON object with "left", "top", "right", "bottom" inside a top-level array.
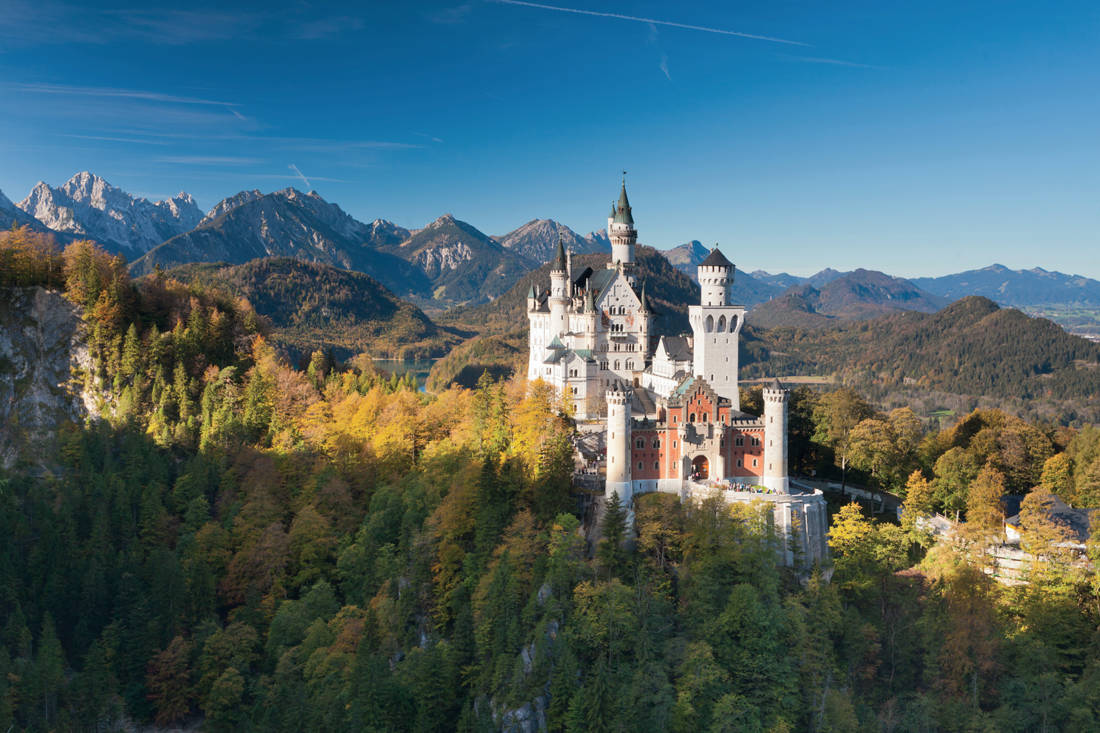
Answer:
[{"left": 527, "top": 181, "right": 826, "bottom": 568}]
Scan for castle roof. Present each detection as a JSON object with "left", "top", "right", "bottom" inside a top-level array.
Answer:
[
  {"left": 612, "top": 180, "right": 633, "bottom": 226},
  {"left": 551, "top": 235, "right": 567, "bottom": 271},
  {"left": 699, "top": 247, "right": 733, "bottom": 269},
  {"left": 657, "top": 335, "right": 693, "bottom": 363}
]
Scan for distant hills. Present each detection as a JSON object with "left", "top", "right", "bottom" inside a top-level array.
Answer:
[
  {"left": 745, "top": 296, "right": 1100, "bottom": 419},
  {"left": 749, "top": 269, "right": 948, "bottom": 328},
  {"left": 912, "top": 264, "right": 1100, "bottom": 307},
  {"left": 658, "top": 242, "right": 784, "bottom": 306},
  {"left": 163, "top": 257, "right": 461, "bottom": 360}
]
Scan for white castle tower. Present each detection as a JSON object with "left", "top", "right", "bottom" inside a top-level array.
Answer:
[
  {"left": 605, "top": 388, "right": 632, "bottom": 501},
  {"left": 762, "top": 379, "right": 790, "bottom": 493},
  {"left": 688, "top": 247, "right": 745, "bottom": 407},
  {"left": 548, "top": 236, "right": 569, "bottom": 337},
  {"left": 607, "top": 177, "right": 636, "bottom": 277}
]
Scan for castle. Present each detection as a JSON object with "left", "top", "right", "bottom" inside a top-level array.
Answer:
[{"left": 527, "top": 180, "right": 828, "bottom": 567}]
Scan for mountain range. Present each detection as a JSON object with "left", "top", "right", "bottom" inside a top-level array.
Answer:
[
  {"left": 129, "top": 188, "right": 428, "bottom": 298},
  {"left": 16, "top": 172, "right": 201, "bottom": 257},
  {"left": 912, "top": 264, "right": 1100, "bottom": 307},
  {"left": 7, "top": 171, "right": 1100, "bottom": 334}
]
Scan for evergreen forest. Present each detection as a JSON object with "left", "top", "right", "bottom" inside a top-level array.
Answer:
[{"left": 2, "top": 228, "right": 1100, "bottom": 731}]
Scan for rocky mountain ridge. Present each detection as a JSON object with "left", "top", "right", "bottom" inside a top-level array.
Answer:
[
  {"left": 129, "top": 188, "right": 429, "bottom": 297},
  {"left": 495, "top": 218, "right": 611, "bottom": 264},
  {"left": 17, "top": 171, "right": 201, "bottom": 257},
  {"left": 379, "top": 213, "right": 532, "bottom": 305}
]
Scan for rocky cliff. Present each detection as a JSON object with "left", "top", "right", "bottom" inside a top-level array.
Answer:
[{"left": 0, "top": 287, "right": 94, "bottom": 471}]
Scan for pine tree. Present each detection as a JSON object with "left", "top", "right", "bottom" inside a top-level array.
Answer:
[{"left": 597, "top": 493, "right": 630, "bottom": 578}]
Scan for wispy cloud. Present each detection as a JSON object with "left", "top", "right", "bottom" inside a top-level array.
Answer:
[
  {"left": 60, "top": 133, "right": 170, "bottom": 145},
  {"left": 783, "top": 55, "right": 882, "bottom": 69},
  {"left": 289, "top": 164, "right": 312, "bottom": 188},
  {"left": 0, "top": 1, "right": 364, "bottom": 46},
  {"left": 492, "top": 0, "right": 808, "bottom": 46},
  {"left": 646, "top": 22, "right": 671, "bottom": 81},
  {"left": 12, "top": 82, "right": 245, "bottom": 117},
  {"left": 155, "top": 156, "right": 262, "bottom": 165},
  {"left": 413, "top": 132, "right": 445, "bottom": 144}
]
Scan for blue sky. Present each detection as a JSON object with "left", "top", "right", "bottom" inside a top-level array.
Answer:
[{"left": 2, "top": 0, "right": 1098, "bottom": 277}]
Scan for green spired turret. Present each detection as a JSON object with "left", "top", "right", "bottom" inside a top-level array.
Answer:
[
  {"left": 551, "top": 233, "right": 567, "bottom": 271},
  {"left": 613, "top": 178, "right": 633, "bottom": 226},
  {"left": 608, "top": 174, "right": 637, "bottom": 270}
]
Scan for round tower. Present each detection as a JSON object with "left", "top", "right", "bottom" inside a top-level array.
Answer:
[
  {"left": 762, "top": 378, "right": 790, "bottom": 493},
  {"left": 583, "top": 287, "right": 598, "bottom": 351},
  {"left": 607, "top": 177, "right": 636, "bottom": 268},
  {"left": 549, "top": 236, "right": 569, "bottom": 336},
  {"left": 698, "top": 245, "right": 732, "bottom": 306},
  {"left": 605, "top": 388, "right": 632, "bottom": 498}
]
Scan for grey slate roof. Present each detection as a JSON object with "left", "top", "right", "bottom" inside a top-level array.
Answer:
[
  {"left": 699, "top": 247, "right": 733, "bottom": 269},
  {"left": 658, "top": 335, "right": 693, "bottom": 362}
]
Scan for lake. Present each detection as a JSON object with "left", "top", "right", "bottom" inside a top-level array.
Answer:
[{"left": 371, "top": 359, "right": 438, "bottom": 390}]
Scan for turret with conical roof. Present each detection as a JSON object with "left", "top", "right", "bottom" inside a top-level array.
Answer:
[
  {"left": 607, "top": 174, "right": 637, "bottom": 272},
  {"left": 551, "top": 233, "right": 567, "bottom": 272},
  {"left": 548, "top": 234, "right": 569, "bottom": 337},
  {"left": 613, "top": 178, "right": 633, "bottom": 226},
  {"left": 698, "top": 244, "right": 733, "bottom": 307}
]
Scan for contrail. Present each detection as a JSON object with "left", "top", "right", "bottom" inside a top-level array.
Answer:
[
  {"left": 289, "top": 164, "right": 311, "bottom": 188},
  {"left": 492, "top": 0, "right": 808, "bottom": 46}
]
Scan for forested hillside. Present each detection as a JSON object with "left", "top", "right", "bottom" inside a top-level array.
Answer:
[
  {"left": 163, "top": 258, "right": 464, "bottom": 361},
  {"left": 3, "top": 227, "right": 1100, "bottom": 732},
  {"left": 745, "top": 297, "right": 1100, "bottom": 423}
]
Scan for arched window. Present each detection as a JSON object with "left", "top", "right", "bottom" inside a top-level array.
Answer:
[
  {"left": 729, "top": 315, "right": 737, "bottom": 332},
  {"left": 689, "top": 413, "right": 696, "bottom": 423},
  {"left": 614, "top": 360, "right": 620, "bottom": 370},
  {"left": 705, "top": 314, "right": 714, "bottom": 332},
  {"left": 717, "top": 315, "right": 726, "bottom": 331}
]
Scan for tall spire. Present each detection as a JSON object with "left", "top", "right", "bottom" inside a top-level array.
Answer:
[
  {"left": 551, "top": 232, "right": 566, "bottom": 271},
  {"left": 613, "top": 173, "right": 633, "bottom": 226},
  {"left": 584, "top": 286, "right": 595, "bottom": 313}
]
